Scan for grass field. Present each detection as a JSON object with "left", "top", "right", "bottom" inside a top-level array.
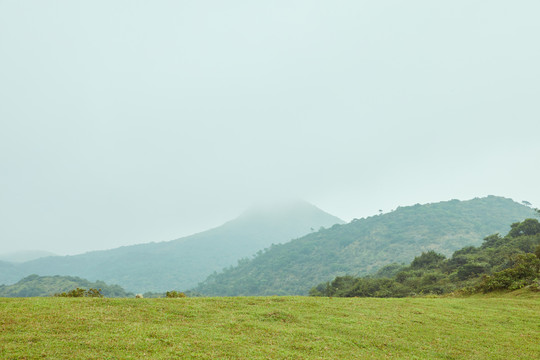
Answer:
[{"left": 1, "top": 294, "right": 539, "bottom": 359}]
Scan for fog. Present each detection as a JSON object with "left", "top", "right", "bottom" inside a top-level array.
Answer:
[{"left": 1, "top": 1, "right": 539, "bottom": 255}]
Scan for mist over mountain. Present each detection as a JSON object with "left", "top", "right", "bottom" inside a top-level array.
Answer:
[
  {"left": 1, "top": 201, "right": 343, "bottom": 292},
  {"left": 0, "top": 250, "right": 57, "bottom": 263},
  {"left": 194, "top": 196, "right": 536, "bottom": 296}
]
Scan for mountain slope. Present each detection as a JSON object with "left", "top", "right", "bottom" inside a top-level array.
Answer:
[
  {"left": 2, "top": 201, "right": 343, "bottom": 292},
  {"left": 193, "top": 196, "right": 536, "bottom": 296},
  {"left": 0, "top": 261, "right": 23, "bottom": 285}
]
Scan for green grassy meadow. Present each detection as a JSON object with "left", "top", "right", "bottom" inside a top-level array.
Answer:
[{"left": 1, "top": 295, "right": 538, "bottom": 359}]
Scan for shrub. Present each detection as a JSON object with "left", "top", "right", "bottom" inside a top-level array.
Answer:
[
  {"left": 476, "top": 254, "right": 540, "bottom": 292},
  {"left": 55, "top": 288, "right": 103, "bottom": 298},
  {"left": 166, "top": 291, "right": 186, "bottom": 298}
]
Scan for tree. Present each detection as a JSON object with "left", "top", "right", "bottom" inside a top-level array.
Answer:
[
  {"left": 457, "top": 263, "right": 489, "bottom": 280},
  {"left": 410, "top": 251, "right": 446, "bottom": 270},
  {"left": 508, "top": 219, "right": 540, "bottom": 237}
]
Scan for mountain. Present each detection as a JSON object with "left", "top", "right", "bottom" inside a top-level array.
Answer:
[
  {"left": 0, "top": 274, "right": 132, "bottom": 297},
  {"left": 1, "top": 200, "right": 343, "bottom": 292},
  {"left": 0, "top": 261, "right": 23, "bottom": 285},
  {"left": 193, "top": 196, "right": 536, "bottom": 296},
  {"left": 0, "top": 250, "right": 57, "bottom": 263}
]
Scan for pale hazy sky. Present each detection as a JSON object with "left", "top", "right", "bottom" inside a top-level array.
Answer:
[{"left": 1, "top": 1, "right": 539, "bottom": 255}]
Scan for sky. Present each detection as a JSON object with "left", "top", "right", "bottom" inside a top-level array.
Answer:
[{"left": 1, "top": 1, "right": 539, "bottom": 255}]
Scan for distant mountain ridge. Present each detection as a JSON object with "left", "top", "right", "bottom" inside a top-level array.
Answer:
[
  {"left": 0, "top": 261, "right": 21, "bottom": 285},
  {"left": 0, "top": 201, "right": 343, "bottom": 292},
  {"left": 193, "top": 196, "right": 536, "bottom": 296},
  {"left": 0, "top": 250, "right": 57, "bottom": 263}
]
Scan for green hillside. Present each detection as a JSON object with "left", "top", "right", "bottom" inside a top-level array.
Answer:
[
  {"left": 0, "top": 274, "right": 132, "bottom": 298},
  {"left": 311, "top": 218, "right": 540, "bottom": 297},
  {"left": 2, "top": 201, "right": 343, "bottom": 292},
  {"left": 194, "top": 196, "right": 536, "bottom": 296}
]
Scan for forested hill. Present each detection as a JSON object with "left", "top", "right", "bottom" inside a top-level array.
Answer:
[
  {"left": 193, "top": 196, "right": 536, "bottom": 296},
  {"left": 1, "top": 201, "right": 343, "bottom": 292},
  {"left": 0, "top": 274, "right": 132, "bottom": 298},
  {"left": 311, "top": 217, "right": 540, "bottom": 297}
]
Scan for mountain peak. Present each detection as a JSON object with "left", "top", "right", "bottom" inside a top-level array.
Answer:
[
  {"left": 239, "top": 199, "right": 344, "bottom": 223},
  {"left": 2, "top": 199, "right": 344, "bottom": 292}
]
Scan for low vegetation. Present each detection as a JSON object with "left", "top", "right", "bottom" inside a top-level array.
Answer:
[
  {"left": 165, "top": 290, "right": 186, "bottom": 298},
  {"left": 0, "top": 295, "right": 538, "bottom": 359},
  {"left": 54, "top": 288, "right": 104, "bottom": 298}
]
